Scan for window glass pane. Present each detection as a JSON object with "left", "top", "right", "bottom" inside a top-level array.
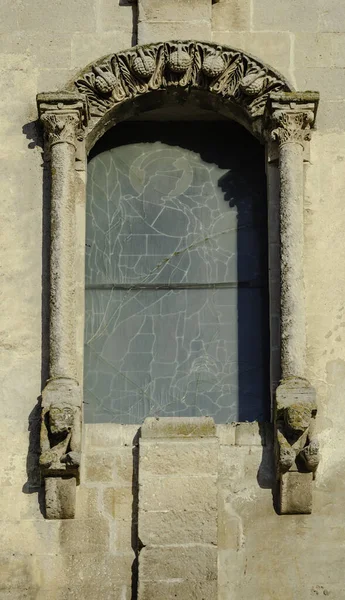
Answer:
[{"left": 84, "top": 122, "right": 269, "bottom": 423}]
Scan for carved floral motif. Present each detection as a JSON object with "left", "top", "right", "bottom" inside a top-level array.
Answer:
[
  {"left": 41, "top": 112, "right": 80, "bottom": 147},
  {"left": 271, "top": 110, "right": 315, "bottom": 146},
  {"left": 73, "top": 41, "right": 290, "bottom": 121}
]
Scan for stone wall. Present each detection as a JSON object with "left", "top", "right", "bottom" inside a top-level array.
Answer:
[{"left": 1, "top": 1, "right": 345, "bottom": 598}]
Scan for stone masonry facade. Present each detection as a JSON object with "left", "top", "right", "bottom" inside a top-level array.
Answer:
[{"left": 2, "top": 1, "right": 345, "bottom": 599}]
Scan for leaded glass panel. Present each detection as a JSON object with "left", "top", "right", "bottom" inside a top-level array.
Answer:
[{"left": 84, "top": 122, "right": 269, "bottom": 423}]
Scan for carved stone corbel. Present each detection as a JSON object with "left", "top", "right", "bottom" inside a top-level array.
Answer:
[
  {"left": 37, "top": 92, "right": 89, "bottom": 519},
  {"left": 265, "top": 92, "right": 319, "bottom": 514}
]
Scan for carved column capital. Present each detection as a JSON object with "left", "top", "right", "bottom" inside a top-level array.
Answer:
[
  {"left": 37, "top": 92, "right": 89, "bottom": 149},
  {"left": 265, "top": 91, "right": 319, "bottom": 148}
]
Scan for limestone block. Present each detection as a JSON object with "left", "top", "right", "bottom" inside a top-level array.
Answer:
[
  {"left": 38, "top": 69, "right": 76, "bottom": 95},
  {"left": 139, "top": 545, "right": 217, "bottom": 581},
  {"left": 316, "top": 100, "right": 345, "bottom": 131},
  {"left": 280, "top": 472, "right": 313, "bottom": 514},
  {"left": 137, "top": 21, "right": 212, "bottom": 45},
  {"left": 141, "top": 416, "right": 216, "bottom": 439},
  {"left": 71, "top": 32, "right": 133, "bottom": 69},
  {"left": 139, "top": 474, "right": 217, "bottom": 512},
  {"left": 84, "top": 452, "right": 115, "bottom": 482},
  {"left": 0, "top": 32, "right": 71, "bottom": 69},
  {"left": 37, "top": 552, "right": 133, "bottom": 589},
  {"left": 139, "top": 509, "right": 217, "bottom": 546},
  {"left": 0, "top": 486, "right": 42, "bottom": 520},
  {"left": 85, "top": 424, "right": 139, "bottom": 449},
  {"left": 252, "top": 0, "right": 319, "bottom": 32},
  {"left": 139, "top": 580, "right": 217, "bottom": 600},
  {"left": 138, "top": 0, "right": 211, "bottom": 22},
  {"left": 295, "top": 33, "right": 338, "bottom": 69},
  {"left": 212, "top": 0, "right": 250, "bottom": 32},
  {"left": 0, "top": 520, "right": 60, "bottom": 555},
  {"left": 217, "top": 424, "right": 236, "bottom": 445},
  {"left": 211, "top": 31, "right": 244, "bottom": 49},
  {"left": 12, "top": 0, "right": 97, "bottom": 32},
  {"left": 58, "top": 517, "right": 110, "bottom": 553},
  {"left": 140, "top": 438, "right": 218, "bottom": 475},
  {"left": 103, "top": 487, "right": 133, "bottom": 520},
  {"left": 295, "top": 68, "right": 345, "bottom": 102},
  {"left": 0, "top": 554, "right": 38, "bottom": 592},
  {"left": 45, "top": 477, "right": 76, "bottom": 519},
  {"left": 76, "top": 486, "right": 99, "bottom": 519},
  {"left": 235, "top": 422, "right": 264, "bottom": 446},
  {"left": 99, "top": 0, "right": 136, "bottom": 32},
  {"left": 112, "top": 517, "right": 133, "bottom": 553},
  {"left": 319, "top": 0, "right": 345, "bottom": 32}
]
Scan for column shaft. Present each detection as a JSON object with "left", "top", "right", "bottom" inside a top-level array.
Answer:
[
  {"left": 49, "top": 140, "right": 77, "bottom": 380},
  {"left": 279, "top": 141, "right": 305, "bottom": 379}
]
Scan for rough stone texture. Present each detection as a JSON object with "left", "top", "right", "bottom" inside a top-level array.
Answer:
[
  {"left": 139, "top": 418, "right": 218, "bottom": 599},
  {"left": 45, "top": 477, "right": 76, "bottom": 519},
  {"left": 280, "top": 472, "right": 313, "bottom": 514},
  {"left": 137, "top": 0, "right": 212, "bottom": 44},
  {"left": 2, "top": 1, "right": 345, "bottom": 599}
]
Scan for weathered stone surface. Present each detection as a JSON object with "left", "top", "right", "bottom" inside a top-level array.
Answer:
[
  {"left": 212, "top": 0, "right": 250, "bottom": 31},
  {"left": 319, "top": 0, "right": 345, "bottom": 32},
  {"left": 84, "top": 452, "right": 116, "bottom": 483},
  {"left": 58, "top": 517, "right": 110, "bottom": 553},
  {"left": 234, "top": 422, "right": 264, "bottom": 446},
  {"left": 103, "top": 487, "right": 133, "bottom": 520},
  {"left": 139, "top": 580, "right": 217, "bottom": 600},
  {"left": 139, "top": 0, "right": 211, "bottom": 23},
  {"left": 137, "top": 21, "right": 212, "bottom": 44},
  {"left": 253, "top": 0, "right": 319, "bottom": 32},
  {"left": 45, "top": 477, "right": 76, "bottom": 519},
  {"left": 85, "top": 423, "right": 139, "bottom": 449},
  {"left": 139, "top": 474, "right": 218, "bottom": 512},
  {"left": 140, "top": 438, "right": 218, "bottom": 474},
  {"left": 99, "top": 0, "right": 135, "bottom": 32},
  {"left": 217, "top": 424, "right": 236, "bottom": 445},
  {"left": 280, "top": 472, "right": 313, "bottom": 514},
  {"left": 141, "top": 416, "right": 216, "bottom": 438},
  {"left": 139, "top": 545, "right": 217, "bottom": 581},
  {"left": 71, "top": 32, "right": 133, "bottom": 69},
  {"left": 139, "top": 509, "right": 217, "bottom": 546}
]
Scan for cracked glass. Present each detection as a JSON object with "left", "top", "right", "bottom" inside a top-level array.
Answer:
[{"left": 84, "top": 122, "right": 269, "bottom": 423}]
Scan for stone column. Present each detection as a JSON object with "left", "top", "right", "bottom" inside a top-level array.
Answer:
[
  {"left": 266, "top": 92, "right": 320, "bottom": 514},
  {"left": 37, "top": 93, "right": 88, "bottom": 519}
]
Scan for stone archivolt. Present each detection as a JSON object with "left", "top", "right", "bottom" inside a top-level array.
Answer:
[{"left": 72, "top": 41, "right": 291, "bottom": 122}]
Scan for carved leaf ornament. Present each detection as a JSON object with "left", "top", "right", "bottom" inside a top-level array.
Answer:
[{"left": 73, "top": 41, "right": 291, "bottom": 122}]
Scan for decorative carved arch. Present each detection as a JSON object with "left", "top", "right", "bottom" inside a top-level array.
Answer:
[
  {"left": 37, "top": 40, "right": 319, "bottom": 519},
  {"left": 64, "top": 41, "right": 293, "bottom": 147}
]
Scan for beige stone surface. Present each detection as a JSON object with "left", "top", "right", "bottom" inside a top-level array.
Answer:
[
  {"left": 212, "top": 0, "right": 250, "bottom": 32},
  {"left": 137, "top": 20, "right": 212, "bottom": 44},
  {"left": 139, "top": 0, "right": 211, "bottom": 23}
]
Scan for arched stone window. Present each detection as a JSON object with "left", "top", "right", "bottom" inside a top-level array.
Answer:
[{"left": 37, "top": 41, "right": 319, "bottom": 518}]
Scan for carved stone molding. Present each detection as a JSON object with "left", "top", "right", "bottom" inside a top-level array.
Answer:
[
  {"left": 66, "top": 41, "right": 292, "bottom": 141},
  {"left": 37, "top": 93, "right": 88, "bottom": 519}
]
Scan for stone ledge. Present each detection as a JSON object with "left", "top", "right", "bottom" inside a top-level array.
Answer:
[{"left": 141, "top": 416, "right": 216, "bottom": 439}]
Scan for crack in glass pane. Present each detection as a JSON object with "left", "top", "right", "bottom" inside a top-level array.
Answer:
[{"left": 84, "top": 122, "right": 269, "bottom": 423}]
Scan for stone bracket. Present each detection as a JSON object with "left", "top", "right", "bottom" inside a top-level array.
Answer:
[{"left": 275, "top": 378, "right": 319, "bottom": 514}]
